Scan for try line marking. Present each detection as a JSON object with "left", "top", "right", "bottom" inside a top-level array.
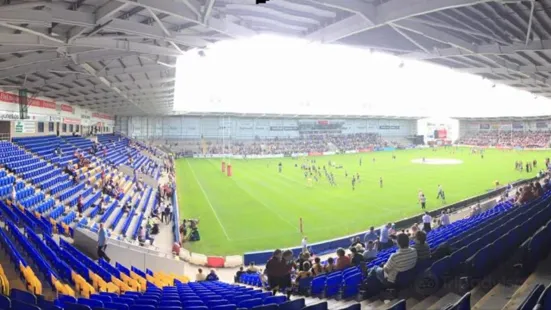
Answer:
[{"left": 186, "top": 160, "right": 231, "bottom": 241}]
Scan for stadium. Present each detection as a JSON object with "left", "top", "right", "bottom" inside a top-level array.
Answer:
[{"left": 4, "top": 0, "right": 551, "bottom": 310}]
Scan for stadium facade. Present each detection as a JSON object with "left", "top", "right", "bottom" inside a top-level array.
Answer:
[{"left": 117, "top": 114, "right": 418, "bottom": 141}]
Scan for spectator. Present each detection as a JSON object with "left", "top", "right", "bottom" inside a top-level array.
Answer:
[
  {"left": 97, "top": 223, "right": 110, "bottom": 263},
  {"left": 138, "top": 226, "right": 146, "bottom": 245},
  {"left": 281, "top": 250, "right": 294, "bottom": 299},
  {"left": 534, "top": 182, "right": 544, "bottom": 198},
  {"left": 412, "top": 230, "right": 430, "bottom": 260},
  {"left": 440, "top": 210, "right": 450, "bottom": 226},
  {"left": 379, "top": 223, "right": 393, "bottom": 250},
  {"left": 206, "top": 270, "right": 219, "bottom": 281},
  {"left": 350, "top": 236, "right": 362, "bottom": 249},
  {"left": 335, "top": 248, "right": 351, "bottom": 270},
  {"left": 367, "top": 233, "right": 417, "bottom": 286},
  {"left": 296, "top": 252, "right": 311, "bottom": 271},
  {"left": 350, "top": 247, "right": 364, "bottom": 267},
  {"left": 295, "top": 262, "right": 312, "bottom": 283},
  {"left": 324, "top": 257, "right": 336, "bottom": 273},
  {"left": 77, "top": 195, "right": 84, "bottom": 216},
  {"left": 363, "top": 241, "right": 378, "bottom": 262},
  {"left": 265, "top": 249, "right": 286, "bottom": 295},
  {"left": 234, "top": 267, "right": 245, "bottom": 283},
  {"left": 162, "top": 204, "right": 171, "bottom": 223},
  {"left": 301, "top": 236, "right": 308, "bottom": 253},
  {"left": 311, "top": 257, "right": 324, "bottom": 276},
  {"left": 364, "top": 226, "right": 378, "bottom": 244},
  {"left": 172, "top": 242, "right": 181, "bottom": 255},
  {"left": 422, "top": 212, "right": 432, "bottom": 232},
  {"left": 247, "top": 262, "right": 259, "bottom": 273},
  {"left": 196, "top": 268, "right": 206, "bottom": 281}
]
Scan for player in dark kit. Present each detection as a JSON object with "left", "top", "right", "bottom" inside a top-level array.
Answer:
[
  {"left": 351, "top": 176, "right": 356, "bottom": 191},
  {"left": 379, "top": 177, "right": 383, "bottom": 188},
  {"left": 278, "top": 162, "right": 282, "bottom": 173}
]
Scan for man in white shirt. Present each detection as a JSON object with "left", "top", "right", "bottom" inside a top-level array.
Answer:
[
  {"left": 369, "top": 233, "right": 417, "bottom": 285},
  {"left": 301, "top": 236, "right": 308, "bottom": 253},
  {"left": 422, "top": 212, "right": 432, "bottom": 232},
  {"left": 11, "top": 185, "right": 17, "bottom": 207},
  {"left": 440, "top": 211, "right": 450, "bottom": 226}
]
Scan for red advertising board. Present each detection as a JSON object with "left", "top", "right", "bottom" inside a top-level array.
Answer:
[
  {"left": 60, "top": 104, "right": 73, "bottom": 113},
  {"left": 0, "top": 91, "right": 56, "bottom": 110},
  {"left": 92, "top": 112, "right": 113, "bottom": 120},
  {"left": 63, "top": 117, "right": 81, "bottom": 125},
  {"left": 358, "top": 148, "right": 374, "bottom": 153},
  {"left": 308, "top": 152, "right": 324, "bottom": 156}
]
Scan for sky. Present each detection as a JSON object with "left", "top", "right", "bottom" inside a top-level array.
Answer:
[{"left": 173, "top": 34, "right": 551, "bottom": 118}]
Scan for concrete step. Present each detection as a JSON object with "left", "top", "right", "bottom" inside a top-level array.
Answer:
[
  {"left": 375, "top": 299, "right": 400, "bottom": 309},
  {"left": 502, "top": 253, "right": 551, "bottom": 310},
  {"left": 427, "top": 292, "right": 461, "bottom": 310},
  {"left": 410, "top": 295, "right": 440, "bottom": 310},
  {"left": 472, "top": 283, "right": 520, "bottom": 310}
]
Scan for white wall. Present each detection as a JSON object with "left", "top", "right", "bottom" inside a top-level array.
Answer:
[
  {"left": 0, "top": 90, "right": 115, "bottom": 138},
  {"left": 120, "top": 116, "right": 417, "bottom": 140}
]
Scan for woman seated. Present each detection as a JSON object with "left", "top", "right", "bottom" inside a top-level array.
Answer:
[
  {"left": 295, "top": 262, "right": 312, "bottom": 284},
  {"left": 324, "top": 257, "right": 336, "bottom": 273},
  {"left": 311, "top": 257, "right": 324, "bottom": 276}
]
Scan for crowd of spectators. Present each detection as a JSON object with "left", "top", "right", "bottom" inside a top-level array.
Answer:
[
  {"left": 457, "top": 131, "right": 551, "bottom": 148},
  {"left": 200, "top": 133, "right": 391, "bottom": 155}
]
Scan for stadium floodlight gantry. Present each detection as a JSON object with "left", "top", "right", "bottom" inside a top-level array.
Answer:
[{"left": 1, "top": 0, "right": 551, "bottom": 117}]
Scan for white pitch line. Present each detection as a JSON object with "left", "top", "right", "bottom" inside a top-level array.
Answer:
[{"left": 186, "top": 160, "right": 231, "bottom": 241}]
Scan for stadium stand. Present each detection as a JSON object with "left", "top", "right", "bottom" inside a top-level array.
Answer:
[
  {"left": 457, "top": 131, "right": 551, "bottom": 148},
  {"left": 3, "top": 130, "right": 551, "bottom": 310},
  {"left": 158, "top": 133, "right": 402, "bottom": 156}
]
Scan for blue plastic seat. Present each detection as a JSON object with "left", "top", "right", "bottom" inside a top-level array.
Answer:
[
  {"left": 310, "top": 276, "right": 326, "bottom": 296},
  {"left": 129, "top": 305, "right": 155, "bottom": 310},
  {"left": 78, "top": 298, "right": 104, "bottom": 309},
  {"left": 211, "top": 305, "right": 237, "bottom": 310},
  {"left": 518, "top": 285, "right": 544, "bottom": 310},
  {"left": 135, "top": 299, "right": 156, "bottom": 306},
  {"left": 55, "top": 293, "right": 77, "bottom": 306},
  {"left": 263, "top": 296, "right": 286, "bottom": 305},
  {"left": 90, "top": 295, "right": 112, "bottom": 304},
  {"left": 65, "top": 303, "right": 92, "bottom": 310},
  {"left": 103, "top": 302, "right": 129, "bottom": 310},
  {"left": 11, "top": 288, "right": 37, "bottom": 305},
  {"left": 238, "top": 298, "right": 262, "bottom": 309},
  {"left": 12, "top": 300, "right": 41, "bottom": 310},
  {"left": 207, "top": 300, "right": 229, "bottom": 308},
  {"left": 252, "top": 304, "right": 278, "bottom": 310},
  {"left": 158, "top": 301, "right": 181, "bottom": 307},
  {"left": 0, "top": 295, "right": 10, "bottom": 310}
]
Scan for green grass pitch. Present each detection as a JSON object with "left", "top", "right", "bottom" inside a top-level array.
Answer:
[{"left": 176, "top": 147, "right": 548, "bottom": 256}]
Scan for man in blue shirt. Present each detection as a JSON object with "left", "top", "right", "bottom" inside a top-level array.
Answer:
[
  {"left": 97, "top": 223, "right": 111, "bottom": 263},
  {"left": 363, "top": 226, "right": 378, "bottom": 244}
]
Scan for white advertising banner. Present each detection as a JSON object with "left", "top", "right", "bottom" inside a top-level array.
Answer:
[{"left": 15, "top": 120, "right": 35, "bottom": 133}]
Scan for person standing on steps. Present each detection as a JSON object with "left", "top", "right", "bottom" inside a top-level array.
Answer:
[{"left": 97, "top": 223, "right": 111, "bottom": 263}]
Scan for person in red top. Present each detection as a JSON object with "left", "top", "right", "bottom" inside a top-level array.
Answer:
[{"left": 335, "top": 248, "right": 351, "bottom": 270}]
